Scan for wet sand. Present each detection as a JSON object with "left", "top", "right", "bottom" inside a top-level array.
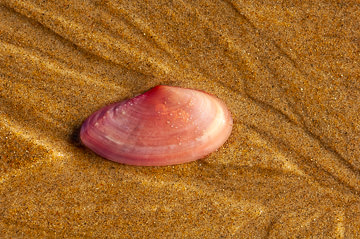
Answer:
[{"left": 1, "top": 0, "right": 360, "bottom": 238}]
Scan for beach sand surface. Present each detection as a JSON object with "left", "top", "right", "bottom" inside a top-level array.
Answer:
[{"left": 1, "top": 0, "right": 360, "bottom": 238}]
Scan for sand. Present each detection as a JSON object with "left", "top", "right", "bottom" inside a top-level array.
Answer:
[{"left": 1, "top": 0, "right": 360, "bottom": 238}]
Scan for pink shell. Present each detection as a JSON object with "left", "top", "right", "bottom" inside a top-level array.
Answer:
[{"left": 80, "top": 85, "right": 233, "bottom": 166}]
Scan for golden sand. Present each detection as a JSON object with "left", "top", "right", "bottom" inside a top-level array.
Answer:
[{"left": 1, "top": 0, "right": 360, "bottom": 238}]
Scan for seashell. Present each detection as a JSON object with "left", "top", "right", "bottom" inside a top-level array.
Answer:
[{"left": 80, "top": 85, "right": 233, "bottom": 166}]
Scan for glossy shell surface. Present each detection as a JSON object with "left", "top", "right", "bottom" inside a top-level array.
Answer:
[{"left": 80, "top": 85, "right": 233, "bottom": 166}]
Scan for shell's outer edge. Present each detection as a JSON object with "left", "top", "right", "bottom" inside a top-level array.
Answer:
[{"left": 80, "top": 85, "right": 233, "bottom": 166}]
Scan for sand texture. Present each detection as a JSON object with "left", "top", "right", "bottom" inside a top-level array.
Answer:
[{"left": 1, "top": 0, "right": 360, "bottom": 238}]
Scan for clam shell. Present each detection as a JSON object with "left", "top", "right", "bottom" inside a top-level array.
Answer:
[{"left": 80, "top": 85, "right": 233, "bottom": 166}]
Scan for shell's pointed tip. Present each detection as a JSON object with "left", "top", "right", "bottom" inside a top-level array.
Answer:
[
  {"left": 151, "top": 84, "right": 172, "bottom": 92},
  {"left": 80, "top": 85, "right": 233, "bottom": 166},
  {"left": 143, "top": 85, "right": 168, "bottom": 96}
]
